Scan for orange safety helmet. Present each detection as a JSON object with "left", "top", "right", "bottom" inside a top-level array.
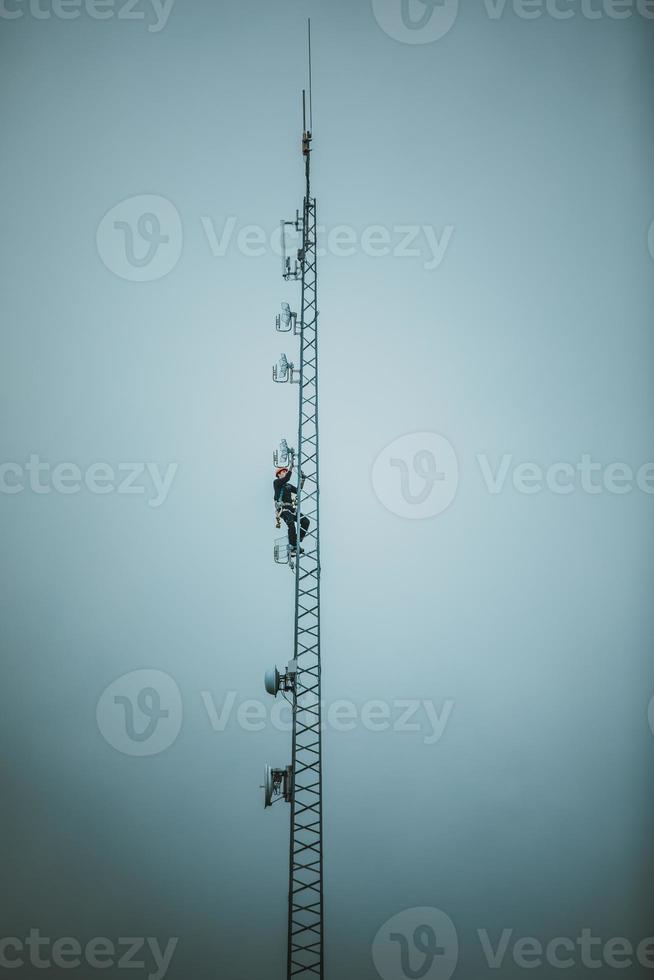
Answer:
[{"left": 275, "top": 467, "right": 289, "bottom": 478}]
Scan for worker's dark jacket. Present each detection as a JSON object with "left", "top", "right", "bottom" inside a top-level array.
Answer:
[{"left": 274, "top": 470, "right": 297, "bottom": 512}]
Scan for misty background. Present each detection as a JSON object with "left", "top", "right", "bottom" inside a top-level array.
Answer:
[{"left": 1, "top": 1, "right": 654, "bottom": 977}]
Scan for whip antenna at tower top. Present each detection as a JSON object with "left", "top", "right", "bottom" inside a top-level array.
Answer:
[
  {"left": 308, "top": 18, "right": 313, "bottom": 133},
  {"left": 301, "top": 20, "right": 314, "bottom": 162}
]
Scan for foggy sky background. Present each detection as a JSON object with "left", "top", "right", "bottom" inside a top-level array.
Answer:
[{"left": 1, "top": 1, "right": 654, "bottom": 977}]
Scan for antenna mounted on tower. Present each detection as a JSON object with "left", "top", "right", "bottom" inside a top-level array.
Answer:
[{"left": 302, "top": 19, "right": 313, "bottom": 157}]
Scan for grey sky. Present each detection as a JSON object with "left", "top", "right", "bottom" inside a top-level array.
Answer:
[{"left": 1, "top": 1, "right": 653, "bottom": 977}]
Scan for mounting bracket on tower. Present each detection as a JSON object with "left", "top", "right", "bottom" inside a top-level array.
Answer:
[
  {"left": 272, "top": 353, "right": 299, "bottom": 384},
  {"left": 262, "top": 764, "right": 293, "bottom": 808},
  {"left": 273, "top": 536, "right": 294, "bottom": 568},
  {"left": 265, "top": 659, "right": 297, "bottom": 697},
  {"left": 281, "top": 213, "right": 304, "bottom": 281},
  {"left": 273, "top": 439, "right": 295, "bottom": 468},
  {"left": 276, "top": 302, "right": 299, "bottom": 334}
]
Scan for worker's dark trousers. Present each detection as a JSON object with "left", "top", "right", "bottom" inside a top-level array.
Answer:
[{"left": 282, "top": 511, "right": 310, "bottom": 548}]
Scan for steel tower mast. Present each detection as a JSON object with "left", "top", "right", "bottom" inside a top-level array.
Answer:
[{"left": 263, "top": 21, "right": 325, "bottom": 979}]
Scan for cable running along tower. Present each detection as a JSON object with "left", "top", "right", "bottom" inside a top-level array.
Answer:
[{"left": 262, "top": 22, "right": 324, "bottom": 979}]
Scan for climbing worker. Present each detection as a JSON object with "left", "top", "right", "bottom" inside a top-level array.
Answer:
[{"left": 274, "top": 462, "right": 310, "bottom": 555}]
